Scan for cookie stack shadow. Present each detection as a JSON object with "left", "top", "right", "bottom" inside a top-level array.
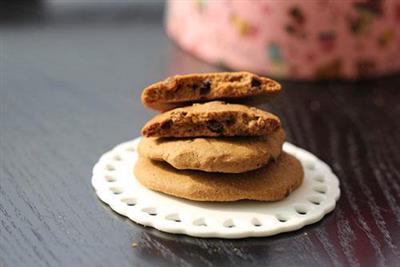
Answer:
[{"left": 135, "top": 72, "right": 304, "bottom": 202}]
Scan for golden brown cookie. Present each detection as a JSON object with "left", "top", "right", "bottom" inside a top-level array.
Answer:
[
  {"left": 134, "top": 152, "right": 304, "bottom": 202},
  {"left": 138, "top": 128, "right": 285, "bottom": 173},
  {"left": 141, "top": 72, "right": 281, "bottom": 111},
  {"left": 141, "top": 101, "right": 280, "bottom": 138}
]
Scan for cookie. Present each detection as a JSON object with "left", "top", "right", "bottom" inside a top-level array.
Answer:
[
  {"left": 138, "top": 128, "right": 285, "bottom": 173},
  {"left": 141, "top": 72, "right": 281, "bottom": 111},
  {"left": 141, "top": 101, "right": 280, "bottom": 138},
  {"left": 134, "top": 152, "right": 304, "bottom": 202}
]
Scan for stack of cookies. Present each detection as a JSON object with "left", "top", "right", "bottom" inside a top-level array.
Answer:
[{"left": 135, "top": 72, "right": 304, "bottom": 202}]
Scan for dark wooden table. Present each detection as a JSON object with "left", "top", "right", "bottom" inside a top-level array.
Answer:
[{"left": 1, "top": 2, "right": 400, "bottom": 267}]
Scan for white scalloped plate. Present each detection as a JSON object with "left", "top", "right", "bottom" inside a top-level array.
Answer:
[{"left": 92, "top": 138, "right": 340, "bottom": 239}]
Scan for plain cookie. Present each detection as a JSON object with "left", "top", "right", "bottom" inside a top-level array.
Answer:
[
  {"left": 134, "top": 152, "right": 304, "bottom": 202},
  {"left": 141, "top": 101, "right": 280, "bottom": 138},
  {"left": 138, "top": 128, "right": 285, "bottom": 173},
  {"left": 141, "top": 72, "right": 281, "bottom": 111}
]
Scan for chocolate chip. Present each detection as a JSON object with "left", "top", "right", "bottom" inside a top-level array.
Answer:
[
  {"left": 251, "top": 77, "right": 262, "bottom": 88},
  {"left": 174, "top": 84, "right": 182, "bottom": 92},
  {"left": 225, "top": 116, "right": 236, "bottom": 125},
  {"left": 199, "top": 80, "right": 212, "bottom": 96},
  {"left": 207, "top": 120, "right": 224, "bottom": 133},
  {"left": 228, "top": 76, "right": 242, "bottom": 82},
  {"left": 160, "top": 120, "right": 172, "bottom": 130}
]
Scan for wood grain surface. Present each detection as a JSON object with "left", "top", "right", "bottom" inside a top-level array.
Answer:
[{"left": 1, "top": 2, "right": 400, "bottom": 267}]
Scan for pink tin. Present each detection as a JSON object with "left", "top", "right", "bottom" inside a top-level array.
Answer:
[{"left": 166, "top": 0, "right": 400, "bottom": 80}]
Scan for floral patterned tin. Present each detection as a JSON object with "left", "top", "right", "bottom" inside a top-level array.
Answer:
[{"left": 166, "top": 0, "right": 400, "bottom": 80}]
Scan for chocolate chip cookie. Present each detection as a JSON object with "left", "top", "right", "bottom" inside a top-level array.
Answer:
[
  {"left": 134, "top": 152, "right": 304, "bottom": 202},
  {"left": 138, "top": 128, "right": 285, "bottom": 173},
  {"left": 141, "top": 101, "right": 280, "bottom": 138},
  {"left": 141, "top": 72, "right": 281, "bottom": 111}
]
